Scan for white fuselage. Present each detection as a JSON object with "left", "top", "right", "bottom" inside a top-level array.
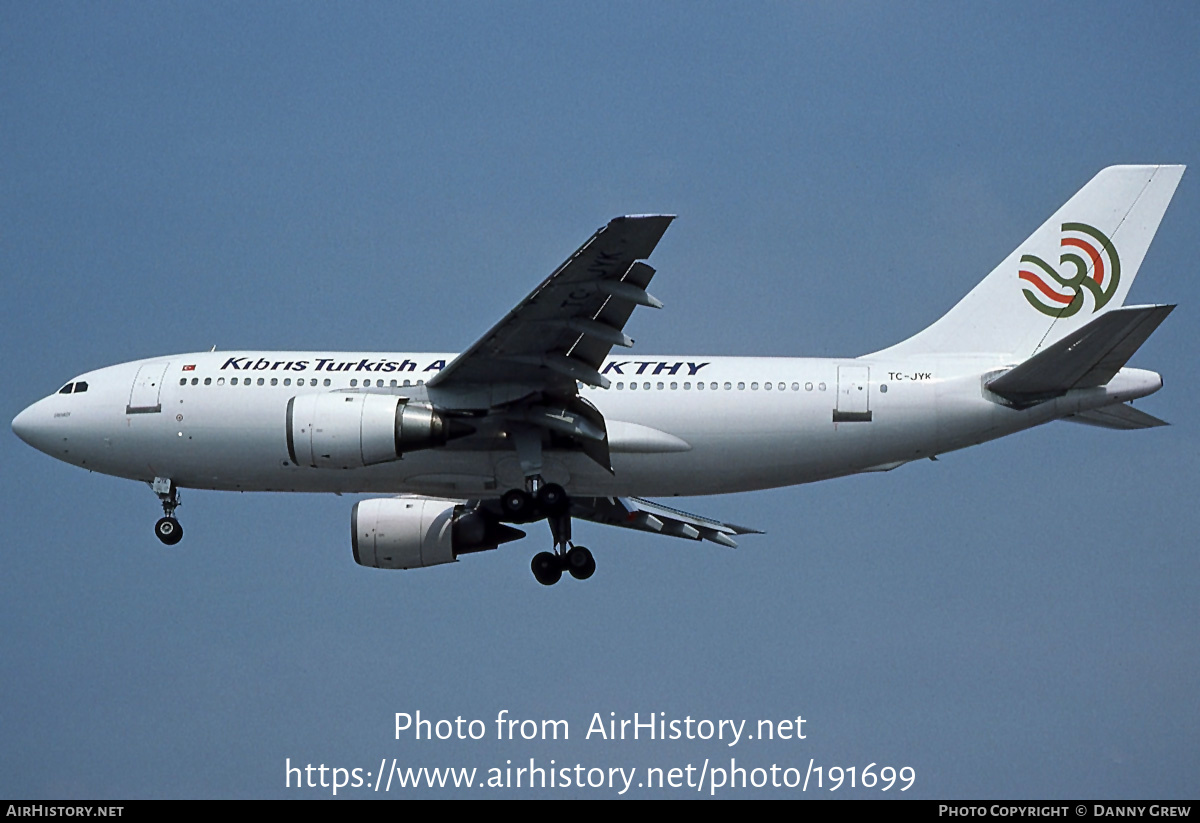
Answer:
[{"left": 12, "top": 350, "right": 1163, "bottom": 499}]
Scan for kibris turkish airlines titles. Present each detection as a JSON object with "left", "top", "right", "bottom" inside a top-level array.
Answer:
[{"left": 218, "top": 355, "right": 711, "bottom": 376}]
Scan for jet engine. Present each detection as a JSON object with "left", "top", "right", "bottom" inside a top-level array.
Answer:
[
  {"left": 286, "top": 393, "right": 473, "bottom": 469},
  {"left": 351, "top": 497, "right": 525, "bottom": 570}
]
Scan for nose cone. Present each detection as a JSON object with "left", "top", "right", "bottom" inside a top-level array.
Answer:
[
  {"left": 13, "top": 404, "right": 35, "bottom": 444},
  {"left": 12, "top": 401, "right": 51, "bottom": 453}
]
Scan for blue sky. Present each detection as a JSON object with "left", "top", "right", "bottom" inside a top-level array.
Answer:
[{"left": 2, "top": 2, "right": 1197, "bottom": 798}]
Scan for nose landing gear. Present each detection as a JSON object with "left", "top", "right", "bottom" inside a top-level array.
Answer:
[{"left": 151, "top": 477, "right": 183, "bottom": 546}]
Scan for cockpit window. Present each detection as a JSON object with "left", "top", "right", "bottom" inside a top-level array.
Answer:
[
  {"left": 59, "top": 383, "right": 74, "bottom": 394},
  {"left": 74, "top": 382, "right": 88, "bottom": 393}
]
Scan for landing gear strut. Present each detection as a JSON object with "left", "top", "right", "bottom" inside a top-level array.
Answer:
[
  {"left": 152, "top": 477, "right": 183, "bottom": 546},
  {"left": 504, "top": 475, "right": 596, "bottom": 585}
]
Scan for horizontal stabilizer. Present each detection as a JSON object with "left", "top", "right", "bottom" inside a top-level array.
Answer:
[
  {"left": 987, "top": 304, "right": 1174, "bottom": 406},
  {"left": 1064, "top": 404, "right": 1168, "bottom": 430}
]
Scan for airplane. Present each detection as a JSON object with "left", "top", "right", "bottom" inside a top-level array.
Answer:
[{"left": 11, "top": 165, "right": 1184, "bottom": 585}]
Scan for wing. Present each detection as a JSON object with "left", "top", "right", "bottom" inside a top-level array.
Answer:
[
  {"left": 571, "top": 496, "right": 764, "bottom": 548},
  {"left": 428, "top": 215, "right": 674, "bottom": 394}
]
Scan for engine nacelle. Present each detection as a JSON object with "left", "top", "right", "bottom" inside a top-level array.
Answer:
[
  {"left": 351, "top": 497, "right": 526, "bottom": 570},
  {"left": 286, "top": 393, "right": 472, "bottom": 469}
]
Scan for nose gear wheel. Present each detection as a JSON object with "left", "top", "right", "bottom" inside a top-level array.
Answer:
[
  {"left": 152, "top": 479, "right": 184, "bottom": 545},
  {"left": 155, "top": 516, "right": 183, "bottom": 545}
]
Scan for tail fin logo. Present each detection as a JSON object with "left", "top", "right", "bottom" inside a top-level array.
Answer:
[{"left": 1019, "top": 222, "right": 1121, "bottom": 317}]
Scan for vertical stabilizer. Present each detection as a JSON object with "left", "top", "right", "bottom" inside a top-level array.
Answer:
[{"left": 873, "top": 165, "right": 1184, "bottom": 360}]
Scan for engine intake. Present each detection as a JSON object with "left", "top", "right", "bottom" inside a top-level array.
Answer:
[
  {"left": 352, "top": 497, "right": 525, "bottom": 570},
  {"left": 286, "top": 393, "right": 473, "bottom": 469}
]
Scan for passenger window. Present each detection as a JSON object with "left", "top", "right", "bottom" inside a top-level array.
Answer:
[
  {"left": 270, "top": 378, "right": 278, "bottom": 386},
  {"left": 670, "top": 382, "right": 677, "bottom": 390},
  {"left": 724, "top": 382, "right": 732, "bottom": 390},
  {"left": 323, "top": 379, "right": 331, "bottom": 387},
  {"left": 764, "top": 382, "right": 772, "bottom": 390},
  {"left": 751, "top": 382, "right": 758, "bottom": 390},
  {"left": 390, "top": 380, "right": 398, "bottom": 387},
  {"left": 179, "top": 378, "right": 187, "bottom": 386},
  {"left": 657, "top": 382, "right": 664, "bottom": 390},
  {"left": 217, "top": 377, "right": 225, "bottom": 386},
  {"left": 791, "top": 382, "right": 800, "bottom": 391},
  {"left": 191, "top": 378, "right": 198, "bottom": 385},
  {"left": 805, "top": 382, "right": 813, "bottom": 391},
  {"left": 203, "top": 378, "right": 211, "bottom": 386},
  {"left": 257, "top": 378, "right": 265, "bottom": 386},
  {"left": 819, "top": 382, "right": 827, "bottom": 391},
  {"left": 231, "top": 378, "right": 239, "bottom": 385},
  {"left": 684, "top": 382, "right": 691, "bottom": 390},
  {"left": 616, "top": 382, "right": 624, "bottom": 390},
  {"left": 350, "top": 379, "right": 358, "bottom": 387}
]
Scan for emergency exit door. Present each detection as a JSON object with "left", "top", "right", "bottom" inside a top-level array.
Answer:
[
  {"left": 127, "top": 362, "right": 170, "bottom": 414},
  {"left": 833, "top": 365, "right": 872, "bottom": 422}
]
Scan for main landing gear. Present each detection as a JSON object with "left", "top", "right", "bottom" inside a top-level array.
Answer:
[
  {"left": 152, "top": 477, "right": 183, "bottom": 546},
  {"left": 531, "top": 545, "right": 595, "bottom": 586},
  {"left": 502, "top": 477, "right": 595, "bottom": 586}
]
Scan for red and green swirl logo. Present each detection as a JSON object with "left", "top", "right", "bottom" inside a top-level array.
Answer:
[{"left": 1019, "top": 222, "right": 1120, "bottom": 317}]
